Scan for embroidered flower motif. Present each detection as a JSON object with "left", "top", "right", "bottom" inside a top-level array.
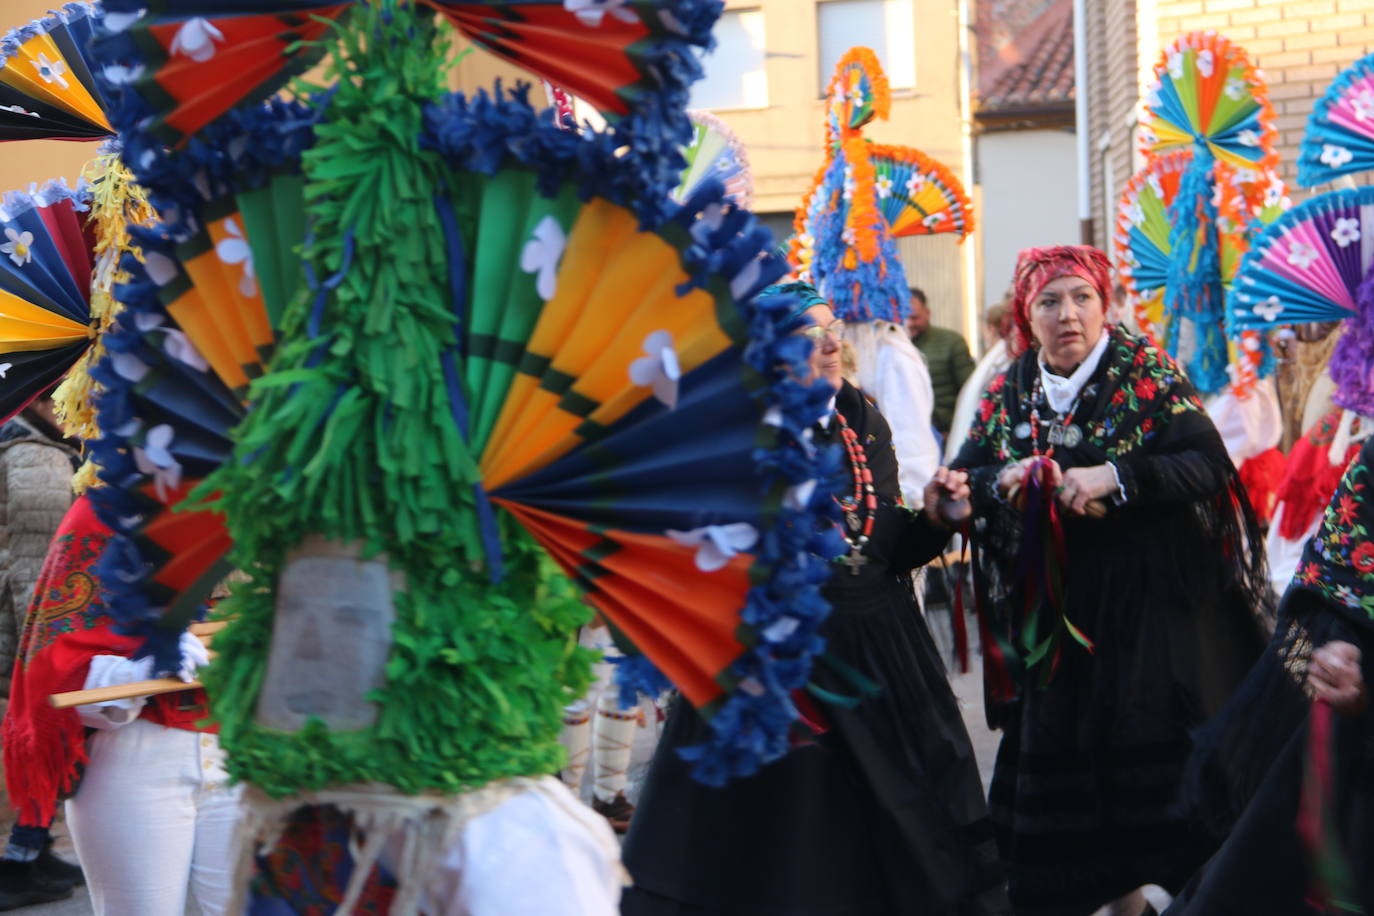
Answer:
[
  {"left": 519, "top": 215, "right": 566, "bottom": 301},
  {"left": 1286, "top": 241, "right": 1319, "bottom": 270},
  {"left": 1336, "top": 493, "right": 1360, "bottom": 528},
  {"left": 170, "top": 17, "right": 225, "bottom": 62},
  {"left": 1224, "top": 77, "right": 1246, "bottom": 101},
  {"left": 1196, "top": 49, "right": 1214, "bottom": 78},
  {"left": 1298, "top": 561, "right": 1321, "bottom": 585},
  {"left": 1321, "top": 144, "right": 1354, "bottom": 168},
  {"left": 30, "top": 53, "right": 68, "bottom": 90},
  {"left": 0, "top": 228, "right": 33, "bottom": 268},
  {"left": 1134, "top": 376, "right": 1159, "bottom": 401},
  {"left": 628, "top": 329, "right": 681, "bottom": 409},
  {"left": 666, "top": 523, "right": 759, "bottom": 572},
  {"left": 1351, "top": 542, "right": 1374, "bottom": 575},
  {"left": 133, "top": 424, "right": 182, "bottom": 500},
  {"left": 1355, "top": 89, "right": 1374, "bottom": 122},
  {"left": 565, "top": 0, "right": 637, "bottom": 27},
  {"left": 875, "top": 175, "right": 893, "bottom": 199},
  {"left": 1237, "top": 129, "right": 1260, "bottom": 148},
  {"left": 215, "top": 218, "right": 256, "bottom": 297},
  {"left": 1332, "top": 216, "right": 1362, "bottom": 248}
]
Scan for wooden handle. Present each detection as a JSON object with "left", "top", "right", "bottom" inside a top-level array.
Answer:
[
  {"left": 50, "top": 677, "right": 203, "bottom": 709},
  {"left": 47, "top": 622, "right": 225, "bottom": 709}
]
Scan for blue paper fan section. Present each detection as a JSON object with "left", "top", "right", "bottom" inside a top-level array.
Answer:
[
  {"left": 1297, "top": 52, "right": 1374, "bottom": 187},
  {"left": 1229, "top": 187, "right": 1374, "bottom": 332}
]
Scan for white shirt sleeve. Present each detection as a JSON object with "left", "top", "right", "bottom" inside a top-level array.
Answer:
[
  {"left": 865, "top": 330, "right": 940, "bottom": 505},
  {"left": 418, "top": 778, "right": 623, "bottom": 916},
  {"left": 76, "top": 655, "right": 154, "bottom": 729}
]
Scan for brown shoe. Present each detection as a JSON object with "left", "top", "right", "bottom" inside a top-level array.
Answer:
[{"left": 591, "top": 792, "right": 634, "bottom": 833}]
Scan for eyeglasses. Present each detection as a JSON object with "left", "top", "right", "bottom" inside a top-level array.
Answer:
[{"left": 800, "top": 319, "right": 845, "bottom": 341}]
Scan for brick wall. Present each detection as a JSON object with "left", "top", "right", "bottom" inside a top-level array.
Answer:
[{"left": 1117, "top": 1, "right": 1374, "bottom": 209}]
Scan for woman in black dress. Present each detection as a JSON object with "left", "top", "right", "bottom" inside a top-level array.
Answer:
[
  {"left": 620, "top": 283, "right": 1009, "bottom": 916},
  {"left": 948, "top": 246, "right": 1270, "bottom": 916},
  {"left": 1166, "top": 436, "right": 1374, "bottom": 915}
]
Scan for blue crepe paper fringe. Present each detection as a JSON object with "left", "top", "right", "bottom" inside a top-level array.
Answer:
[
  {"left": 1297, "top": 52, "right": 1374, "bottom": 188},
  {"left": 1164, "top": 148, "right": 1230, "bottom": 396},
  {"left": 87, "top": 223, "right": 212, "bottom": 674},
  {"left": 425, "top": 85, "right": 841, "bottom": 784}
]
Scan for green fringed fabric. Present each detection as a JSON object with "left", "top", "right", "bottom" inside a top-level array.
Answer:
[{"left": 200, "top": 1, "right": 593, "bottom": 798}]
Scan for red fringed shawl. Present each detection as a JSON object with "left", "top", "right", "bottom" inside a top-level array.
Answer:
[{"left": 3, "top": 496, "right": 143, "bottom": 825}]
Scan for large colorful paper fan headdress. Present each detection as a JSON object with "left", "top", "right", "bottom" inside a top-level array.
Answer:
[
  {"left": 1297, "top": 51, "right": 1374, "bottom": 187},
  {"left": 91, "top": 2, "right": 838, "bottom": 794}
]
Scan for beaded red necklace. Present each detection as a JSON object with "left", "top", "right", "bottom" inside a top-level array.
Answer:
[
  {"left": 834, "top": 412, "right": 876, "bottom": 575},
  {"left": 1027, "top": 370, "right": 1085, "bottom": 459}
]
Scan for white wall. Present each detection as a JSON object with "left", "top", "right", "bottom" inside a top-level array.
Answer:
[{"left": 977, "top": 128, "right": 1079, "bottom": 308}]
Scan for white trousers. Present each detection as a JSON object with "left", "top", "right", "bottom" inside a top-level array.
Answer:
[{"left": 65, "top": 719, "right": 242, "bottom": 916}]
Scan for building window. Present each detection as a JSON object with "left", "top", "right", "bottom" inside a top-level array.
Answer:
[
  {"left": 817, "top": 0, "right": 917, "bottom": 92},
  {"left": 690, "top": 9, "right": 769, "bottom": 110}
]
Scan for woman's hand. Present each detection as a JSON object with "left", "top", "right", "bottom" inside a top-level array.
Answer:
[
  {"left": 923, "top": 467, "right": 971, "bottom": 528},
  {"left": 998, "top": 457, "right": 1060, "bottom": 500},
  {"left": 1058, "top": 465, "right": 1118, "bottom": 516},
  {"left": 1309, "top": 641, "right": 1367, "bottom": 716}
]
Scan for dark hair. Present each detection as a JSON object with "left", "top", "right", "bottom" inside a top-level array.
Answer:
[{"left": 908, "top": 287, "right": 927, "bottom": 307}]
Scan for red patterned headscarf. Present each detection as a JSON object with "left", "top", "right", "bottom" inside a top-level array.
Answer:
[{"left": 1010, "top": 245, "right": 1113, "bottom": 355}]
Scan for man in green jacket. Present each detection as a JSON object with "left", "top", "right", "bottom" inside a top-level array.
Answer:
[{"left": 905, "top": 287, "right": 975, "bottom": 437}]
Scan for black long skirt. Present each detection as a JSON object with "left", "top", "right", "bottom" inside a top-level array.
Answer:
[{"left": 620, "top": 577, "right": 1008, "bottom": 916}]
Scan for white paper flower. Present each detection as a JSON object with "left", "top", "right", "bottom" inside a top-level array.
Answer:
[
  {"left": 875, "top": 175, "right": 893, "bottom": 199},
  {"left": 628, "top": 329, "right": 681, "bottom": 408},
  {"left": 519, "top": 215, "right": 567, "bottom": 301},
  {"left": 30, "top": 53, "right": 68, "bottom": 89},
  {"left": 1224, "top": 77, "right": 1246, "bottom": 101},
  {"left": 1286, "top": 241, "right": 1320, "bottom": 270},
  {"left": 783, "top": 479, "right": 818, "bottom": 511},
  {"left": 666, "top": 523, "right": 759, "bottom": 573},
  {"left": 565, "top": 0, "right": 637, "bottom": 28},
  {"left": 1146, "top": 173, "right": 1163, "bottom": 198},
  {"left": 905, "top": 173, "right": 927, "bottom": 196},
  {"left": 762, "top": 615, "right": 800, "bottom": 643},
  {"left": 1197, "top": 49, "right": 1215, "bottom": 78},
  {"left": 1252, "top": 296, "right": 1284, "bottom": 322},
  {"left": 134, "top": 424, "right": 182, "bottom": 499},
  {"left": 1146, "top": 85, "right": 1161, "bottom": 109},
  {"left": 170, "top": 18, "right": 225, "bottom": 62},
  {"left": 103, "top": 9, "right": 146, "bottom": 33},
  {"left": 1237, "top": 129, "right": 1260, "bottom": 148},
  {"left": 142, "top": 250, "right": 179, "bottom": 286},
  {"left": 0, "top": 105, "right": 37, "bottom": 119},
  {"left": 1321, "top": 144, "right": 1354, "bottom": 168},
  {"left": 1124, "top": 201, "right": 1145, "bottom": 227},
  {"left": 1332, "top": 216, "right": 1362, "bottom": 248},
  {"left": 133, "top": 312, "right": 210, "bottom": 372},
  {"left": 842, "top": 167, "right": 856, "bottom": 201},
  {"left": 1352, "top": 89, "right": 1374, "bottom": 123},
  {"left": 101, "top": 63, "right": 144, "bottom": 86},
  {"left": 0, "top": 228, "right": 33, "bottom": 268},
  {"left": 1167, "top": 50, "right": 1185, "bottom": 80},
  {"left": 214, "top": 218, "right": 257, "bottom": 297},
  {"left": 1265, "top": 175, "right": 1286, "bottom": 207},
  {"left": 922, "top": 212, "right": 943, "bottom": 228}
]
